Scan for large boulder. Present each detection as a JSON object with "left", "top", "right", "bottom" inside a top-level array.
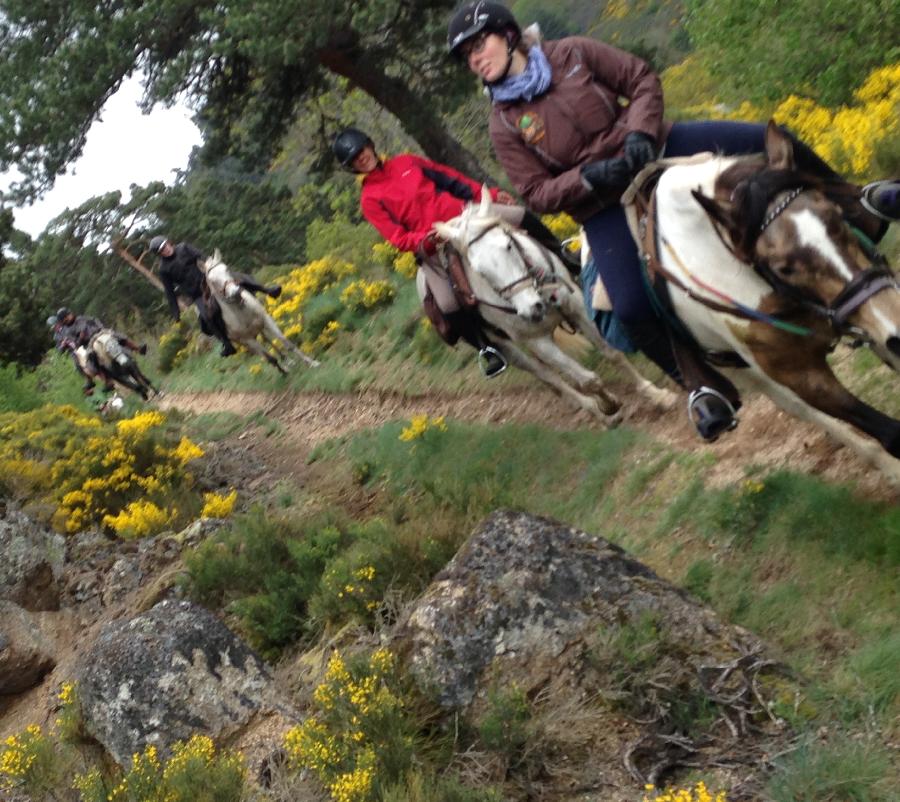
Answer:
[
  {"left": 0, "top": 601, "right": 56, "bottom": 694},
  {"left": 399, "top": 510, "right": 790, "bottom": 791},
  {"left": 75, "top": 600, "right": 276, "bottom": 766},
  {"left": 0, "top": 507, "right": 65, "bottom": 611}
]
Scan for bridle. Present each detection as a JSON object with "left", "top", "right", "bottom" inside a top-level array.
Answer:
[
  {"left": 464, "top": 219, "right": 562, "bottom": 313},
  {"left": 751, "top": 186, "right": 897, "bottom": 336}
]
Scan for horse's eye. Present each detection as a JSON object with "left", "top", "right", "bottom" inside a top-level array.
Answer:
[{"left": 775, "top": 261, "right": 795, "bottom": 276}]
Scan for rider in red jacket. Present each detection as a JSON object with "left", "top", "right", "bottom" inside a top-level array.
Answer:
[{"left": 335, "top": 127, "right": 577, "bottom": 377}]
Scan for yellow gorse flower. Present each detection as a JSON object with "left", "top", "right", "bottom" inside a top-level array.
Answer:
[
  {"left": 399, "top": 414, "right": 447, "bottom": 442},
  {"left": 201, "top": 489, "right": 238, "bottom": 518},
  {"left": 0, "top": 406, "right": 204, "bottom": 536},
  {"left": 284, "top": 649, "right": 400, "bottom": 802},
  {"left": 642, "top": 781, "right": 728, "bottom": 802}
]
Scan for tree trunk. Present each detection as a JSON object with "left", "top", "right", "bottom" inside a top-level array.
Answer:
[
  {"left": 318, "top": 42, "right": 492, "bottom": 183},
  {"left": 111, "top": 240, "right": 189, "bottom": 311}
]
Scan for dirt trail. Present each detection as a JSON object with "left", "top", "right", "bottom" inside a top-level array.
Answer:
[{"left": 157, "top": 383, "right": 898, "bottom": 501}]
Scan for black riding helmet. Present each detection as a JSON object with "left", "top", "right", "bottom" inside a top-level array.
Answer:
[
  {"left": 333, "top": 128, "right": 374, "bottom": 170},
  {"left": 447, "top": 1, "right": 521, "bottom": 61},
  {"left": 56, "top": 306, "right": 72, "bottom": 320}
]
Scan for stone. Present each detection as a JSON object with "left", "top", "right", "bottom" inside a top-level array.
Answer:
[
  {"left": 0, "top": 507, "right": 65, "bottom": 611},
  {"left": 0, "top": 600, "right": 55, "bottom": 694},
  {"left": 75, "top": 600, "right": 275, "bottom": 766}
]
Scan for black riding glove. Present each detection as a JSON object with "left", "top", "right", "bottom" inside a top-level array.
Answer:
[
  {"left": 580, "top": 157, "right": 631, "bottom": 193},
  {"left": 623, "top": 131, "right": 657, "bottom": 173}
]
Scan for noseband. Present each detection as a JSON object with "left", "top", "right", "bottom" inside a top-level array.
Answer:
[{"left": 754, "top": 186, "right": 898, "bottom": 335}]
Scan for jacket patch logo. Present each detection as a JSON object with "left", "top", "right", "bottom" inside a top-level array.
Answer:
[{"left": 517, "top": 112, "right": 545, "bottom": 145}]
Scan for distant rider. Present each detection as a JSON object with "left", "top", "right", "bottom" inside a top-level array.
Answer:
[
  {"left": 148, "top": 235, "right": 282, "bottom": 357},
  {"left": 54, "top": 307, "right": 146, "bottom": 394}
]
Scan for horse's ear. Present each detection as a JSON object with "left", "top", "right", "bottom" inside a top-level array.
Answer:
[
  {"left": 478, "top": 184, "right": 493, "bottom": 216},
  {"left": 692, "top": 189, "right": 739, "bottom": 232},
  {"left": 212, "top": 248, "right": 222, "bottom": 262},
  {"left": 764, "top": 119, "right": 795, "bottom": 171}
]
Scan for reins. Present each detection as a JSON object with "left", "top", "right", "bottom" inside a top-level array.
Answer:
[{"left": 637, "top": 176, "right": 898, "bottom": 340}]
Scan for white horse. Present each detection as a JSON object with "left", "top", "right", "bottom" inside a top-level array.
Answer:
[
  {"left": 645, "top": 122, "right": 900, "bottom": 480},
  {"left": 434, "top": 192, "right": 672, "bottom": 422},
  {"left": 200, "top": 250, "right": 319, "bottom": 374}
]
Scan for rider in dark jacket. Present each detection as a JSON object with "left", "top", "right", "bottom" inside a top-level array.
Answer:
[{"left": 149, "top": 236, "right": 282, "bottom": 357}]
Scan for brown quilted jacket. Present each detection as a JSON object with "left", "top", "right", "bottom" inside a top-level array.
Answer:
[{"left": 489, "top": 36, "right": 672, "bottom": 221}]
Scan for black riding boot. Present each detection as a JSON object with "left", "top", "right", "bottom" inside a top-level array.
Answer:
[
  {"left": 446, "top": 310, "right": 508, "bottom": 378},
  {"left": 623, "top": 321, "right": 740, "bottom": 442},
  {"left": 520, "top": 212, "right": 582, "bottom": 277},
  {"left": 207, "top": 306, "right": 236, "bottom": 356},
  {"left": 235, "top": 272, "right": 282, "bottom": 298}
]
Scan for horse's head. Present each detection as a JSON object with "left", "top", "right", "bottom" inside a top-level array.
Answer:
[
  {"left": 435, "top": 187, "right": 547, "bottom": 322},
  {"left": 201, "top": 249, "right": 242, "bottom": 302},
  {"left": 692, "top": 121, "right": 900, "bottom": 364}
]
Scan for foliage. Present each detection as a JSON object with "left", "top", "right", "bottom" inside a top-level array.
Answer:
[
  {"left": 263, "top": 252, "right": 399, "bottom": 356},
  {"left": 381, "top": 771, "right": 504, "bottom": 802},
  {"left": 0, "top": 405, "right": 204, "bottom": 535},
  {"left": 685, "top": 0, "right": 900, "bottom": 106},
  {"left": 772, "top": 63, "right": 900, "bottom": 178},
  {"left": 477, "top": 686, "right": 531, "bottom": 759},
  {"left": 157, "top": 319, "right": 193, "bottom": 374},
  {"left": 183, "top": 509, "right": 350, "bottom": 656},
  {"left": 74, "top": 735, "right": 246, "bottom": 802},
  {"left": 765, "top": 737, "right": 893, "bottom": 802},
  {"left": 0, "top": 725, "right": 64, "bottom": 798},
  {"left": 55, "top": 682, "right": 90, "bottom": 745},
  {"left": 284, "top": 649, "right": 414, "bottom": 802},
  {"left": 642, "top": 782, "right": 727, "bottom": 802},
  {"left": 511, "top": 0, "right": 578, "bottom": 39},
  {"left": 0, "top": 0, "right": 479, "bottom": 203},
  {"left": 201, "top": 489, "right": 238, "bottom": 518}
]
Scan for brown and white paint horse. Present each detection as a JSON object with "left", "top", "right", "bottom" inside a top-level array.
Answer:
[{"left": 654, "top": 121, "right": 900, "bottom": 480}]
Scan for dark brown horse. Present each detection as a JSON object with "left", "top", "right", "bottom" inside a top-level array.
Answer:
[{"left": 651, "top": 121, "right": 900, "bottom": 481}]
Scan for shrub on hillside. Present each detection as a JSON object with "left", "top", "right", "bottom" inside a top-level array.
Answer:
[{"left": 0, "top": 405, "right": 205, "bottom": 535}]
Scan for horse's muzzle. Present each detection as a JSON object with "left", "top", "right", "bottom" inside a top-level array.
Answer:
[{"left": 527, "top": 300, "right": 546, "bottom": 322}]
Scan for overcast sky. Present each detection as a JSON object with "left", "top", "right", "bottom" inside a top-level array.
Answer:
[{"left": 2, "top": 75, "right": 203, "bottom": 239}]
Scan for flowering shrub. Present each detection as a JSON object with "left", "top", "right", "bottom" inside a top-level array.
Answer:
[
  {"left": 372, "top": 241, "right": 418, "bottom": 279},
  {"left": 773, "top": 63, "right": 900, "bottom": 176},
  {"left": 74, "top": 735, "right": 245, "bottom": 802},
  {"left": 0, "top": 405, "right": 204, "bottom": 536},
  {"left": 0, "top": 725, "right": 61, "bottom": 796},
  {"left": 663, "top": 58, "right": 900, "bottom": 178},
  {"left": 157, "top": 319, "right": 192, "bottom": 374},
  {"left": 542, "top": 212, "right": 582, "bottom": 251},
  {"left": 340, "top": 279, "right": 395, "bottom": 310},
  {"left": 202, "top": 489, "right": 238, "bottom": 518},
  {"left": 399, "top": 414, "right": 447, "bottom": 442},
  {"left": 642, "top": 782, "right": 728, "bottom": 802},
  {"left": 55, "top": 682, "right": 89, "bottom": 744},
  {"left": 265, "top": 256, "right": 357, "bottom": 343},
  {"left": 284, "top": 649, "right": 412, "bottom": 802}
]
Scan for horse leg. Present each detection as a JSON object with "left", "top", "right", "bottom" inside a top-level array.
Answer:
[
  {"left": 501, "top": 340, "right": 622, "bottom": 426},
  {"left": 241, "top": 337, "right": 288, "bottom": 375},
  {"left": 525, "top": 336, "right": 621, "bottom": 415},
  {"left": 556, "top": 289, "right": 678, "bottom": 409},
  {"left": 262, "top": 317, "right": 320, "bottom": 368},
  {"left": 749, "top": 352, "right": 900, "bottom": 481}
]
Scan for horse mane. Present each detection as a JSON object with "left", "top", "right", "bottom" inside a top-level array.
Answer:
[{"left": 716, "top": 159, "right": 824, "bottom": 254}]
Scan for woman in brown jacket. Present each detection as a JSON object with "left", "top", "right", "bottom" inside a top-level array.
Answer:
[{"left": 447, "top": 1, "right": 899, "bottom": 440}]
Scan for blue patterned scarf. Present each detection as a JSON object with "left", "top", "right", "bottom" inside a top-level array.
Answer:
[{"left": 490, "top": 46, "right": 552, "bottom": 104}]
